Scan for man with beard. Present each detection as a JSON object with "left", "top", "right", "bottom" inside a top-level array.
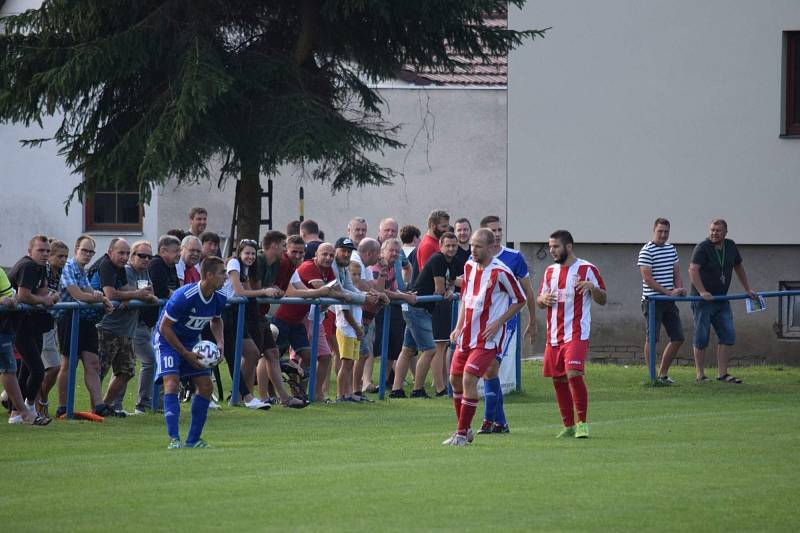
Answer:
[
  {"left": 444, "top": 229, "right": 525, "bottom": 446},
  {"left": 537, "top": 230, "right": 606, "bottom": 439},
  {"left": 416, "top": 210, "right": 450, "bottom": 271}
]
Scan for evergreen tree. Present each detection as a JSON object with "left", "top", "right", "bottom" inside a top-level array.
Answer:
[{"left": 0, "top": 0, "right": 544, "bottom": 238}]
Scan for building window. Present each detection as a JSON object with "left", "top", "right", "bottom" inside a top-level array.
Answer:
[
  {"left": 85, "top": 187, "right": 143, "bottom": 232},
  {"left": 785, "top": 31, "right": 800, "bottom": 136},
  {"left": 778, "top": 281, "right": 800, "bottom": 339}
]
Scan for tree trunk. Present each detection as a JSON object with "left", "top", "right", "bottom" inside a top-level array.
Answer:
[{"left": 236, "top": 153, "right": 262, "bottom": 243}]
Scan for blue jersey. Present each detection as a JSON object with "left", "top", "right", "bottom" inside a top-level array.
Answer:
[
  {"left": 155, "top": 282, "right": 227, "bottom": 350},
  {"left": 495, "top": 247, "right": 529, "bottom": 280}
]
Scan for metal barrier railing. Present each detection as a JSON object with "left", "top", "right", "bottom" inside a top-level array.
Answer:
[
  {"left": 1, "top": 293, "right": 524, "bottom": 417},
  {"left": 645, "top": 290, "right": 800, "bottom": 383}
]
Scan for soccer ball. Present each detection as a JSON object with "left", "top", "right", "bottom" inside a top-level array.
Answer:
[{"left": 193, "top": 340, "right": 222, "bottom": 368}]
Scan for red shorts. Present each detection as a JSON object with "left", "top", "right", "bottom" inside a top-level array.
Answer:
[
  {"left": 450, "top": 346, "right": 498, "bottom": 378},
  {"left": 543, "top": 339, "right": 589, "bottom": 377}
]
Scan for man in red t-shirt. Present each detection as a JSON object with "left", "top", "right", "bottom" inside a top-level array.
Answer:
[
  {"left": 415, "top": 209, "right": 450, "bottom": 270},
  {"left": 272, "top": 242, "right": 349, "bottom": 401}
]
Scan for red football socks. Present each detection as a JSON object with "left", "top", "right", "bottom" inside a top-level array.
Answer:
[
  {"left": 553, "top": 379, "right": 575, "bottom": 427},
  {"left": 452, "top": 392, "right": 463, "bottom": 422},
  {"left": 568, "top": 375, "right": 588, "bottom": 423},
  {"left": 458, "top": 397, "right": 478, "bottom": 434}
]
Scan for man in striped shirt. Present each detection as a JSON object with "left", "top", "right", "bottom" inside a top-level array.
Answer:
[
  {"left": 537, "top": 230, "right": 606, "bottom": 439},
  {"left": 638, "top": 218, "right": 686, "bottom": 384},
  {"left": 444, "top": 229, "right": 526, "bottom": 446}
]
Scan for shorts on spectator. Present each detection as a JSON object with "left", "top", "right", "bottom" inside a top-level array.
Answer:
[
  {"left": 336, "top": 330, "right": 360, "bottom": 361},
  {"left": 272, "top": 317, "right": 310, "bottom": 353},
  {"left": 98, "top": 328, "right": 136, "bottom": 380},
  {"left": 402, "top": 306, "right": 436, "bottom": 352},
  {"left": 360, "top": 321, "right": 375, "bottom": 357},
  {"left": 57, "top": 312, "right": 99, "bottom": 357},
  {"left": 432, "top": 300, "right": 456, "bottom": 342},
  {"left": 641, "top": 300, "right": 685, "bottom": 343},
  {"left": 373, "top": 305, "right": 404, "bottom": 360},
  {"left": 41, "top": 327, "right": 61, "bottom": 369},
  {"left": 450, "top": 345, "right": 497, "bottom": 377},
  {"left": 691, "top": 300, "right": 735, "bottom": 349},
  {"left": 223, "top": 306, "right": 253, "bottom": 354},
  {"left": 0, "top": 333, "right": 17, "bottom": 373},
  {"left": 543, "top": 339, "right": 589, "bottom": 378},
  {"left": 304, "top": 316, "right": 332, "bottom": 357}
]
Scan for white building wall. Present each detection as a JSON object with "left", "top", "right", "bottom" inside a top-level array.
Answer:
[
  {"left": 508, "top": 0, "right": 800, "bottom": 245},
  {"left": 157, "top": 88, "right": 508, "bottom": 242},
  {"left": 0, "top": 119, "right": 159, "bottom": 265}
]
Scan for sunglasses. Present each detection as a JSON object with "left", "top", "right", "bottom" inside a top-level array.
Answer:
[
  {"left": 79, "top": 248, "right": 96, "bottom": 255},
  {"left": 133, "top": 253, "right": 153, "bottom": 260},
  {"left": 239, "top": 239, "right": 258, "bottom": 247}
]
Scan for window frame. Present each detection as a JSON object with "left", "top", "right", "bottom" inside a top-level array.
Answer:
[
  {"left": 778, "top": 281, "right": 800, "bottom": 339},
  {"left": 785, "top": 31, "right": 800, "bottom": 136},
  {"left": 84, "top": 189, "right": 143, "bottom": 232}
]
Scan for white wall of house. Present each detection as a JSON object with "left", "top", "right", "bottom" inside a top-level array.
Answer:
[
  {"left": 508, "top": 0, "right": 800, "bottom": 245},
  {"left": 157, "top": 88, "right": 508, "bottom": 242},
  {"left": 0, "top": 118, "right": 160, "bottom": 265}
]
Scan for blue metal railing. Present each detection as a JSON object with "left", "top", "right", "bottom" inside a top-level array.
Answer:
[
  {"left": 645, "top": 290, "right": 800, "bottom": 383},
  {"left": 1, "top": 293, "right": 526, "bottom": 416}
]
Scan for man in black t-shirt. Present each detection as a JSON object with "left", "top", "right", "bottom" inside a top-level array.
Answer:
[
  {"left": 688, "top": 219, "right": 756, "bottom": 384},
  {"left": 389, "top": 235, "right": 454, "bottom": 399},
  {"left": 8, "top": 235, "right": 59, "bottom": 414},
  {"left": 430, "top": 232, "right": 465, "bottom": 396}
]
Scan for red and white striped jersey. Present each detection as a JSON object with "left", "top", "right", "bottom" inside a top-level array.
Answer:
[
  {"left": 539, "top": 258, "right": 606, "bottom": 346},
  {"left": 539, "top": 259, "right": 606, "bottom": 346},
  {"left": 458, "top": 258, "right": 526, "bottom": 351}
]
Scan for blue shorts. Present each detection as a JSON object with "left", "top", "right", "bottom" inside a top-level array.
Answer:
[
  {"left": 272, "top": 317, "right": 310, "bottom": 353},
  {"left": 402, "top": 306, "right": 435, "bottom": 352},
  {"left": 0, "top": 333, "right": 17, "bottom": 373},
  {"left": 691, "top": 300, "right": 735, "bottom": 349},
  {"left": 153, "top": 335, "right": 210, "bottom": 382}
]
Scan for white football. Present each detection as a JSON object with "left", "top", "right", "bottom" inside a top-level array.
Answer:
[{"left": 193, "top": 340, "right": 222, "bottom": 368}]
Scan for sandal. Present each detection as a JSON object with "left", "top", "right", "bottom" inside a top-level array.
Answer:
[
  {"left": 696, "top": 375, "right": 711, "bottom": 383},
  {"left": 717, "top": 373, "right": 743, "bottom": 384},
  {"left": 282, "top": 397, "right": 308, "bottom": 409},
  {"left": 29, "top": 415, "right": 51, "bottom": 426}
]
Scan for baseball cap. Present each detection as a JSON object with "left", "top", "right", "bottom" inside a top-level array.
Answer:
[{"left": 335, "top": 237, "right": 356, "bottom": 250}]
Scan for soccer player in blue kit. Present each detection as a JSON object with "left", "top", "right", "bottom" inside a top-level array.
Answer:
[{"left": 154, "top": 256, "right": 227, "bottom": 449}]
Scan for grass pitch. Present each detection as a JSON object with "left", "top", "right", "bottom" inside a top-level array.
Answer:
[{"left": 2, "top": 362, "right": 799, "bottom": 532}]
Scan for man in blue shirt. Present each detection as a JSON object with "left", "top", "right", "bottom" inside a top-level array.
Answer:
[
  {"left": 477, "top": 216, "right": 537, "bottom": 434},
  {"left": 153, "top": 256, "right": 227, "bottom": 449}
]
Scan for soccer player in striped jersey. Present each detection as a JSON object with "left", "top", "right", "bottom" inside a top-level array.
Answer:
[
  {"left": 477, "top": 215, "right": 537, "bottom": 434},
  {"left": 154, "top": 256, "right": 227, "bottom": 449},
  {"left": 638, "top": 218, "right": 686, "bottom": 384},
  {"left": 537, "top": 230, "right": 606, "bottom": 439},
  {"left": 444, "top": 229, "right": 526, "bottom": 446}
]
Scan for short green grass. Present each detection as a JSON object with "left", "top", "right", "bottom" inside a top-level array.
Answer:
[{"left": 2, "top": 362, "right": 799, "bottom": 532}]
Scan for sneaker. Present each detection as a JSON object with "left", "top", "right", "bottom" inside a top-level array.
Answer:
[
  {"left": 442, "top": 432, "right": 457, "bottom": 445},
  {"left": 185, "top": 439, "right": 209, "bottom": 448},
  {"left": 477, "top": 420, "right": 494, "bottom": 434},
  {"left": 208, "top": 400, "right": 222, "bottom": 410},
  {"left": 108, "top": 409, "right": 127, "bottom": 418},
  {"left": 466, "top": 428, "right": 475, "bottom": 443},
  {"left": 8, "top": 413, "right": 23, "bottom": 424},
  {"left": 388, "top": 389, "right": 406, "bottom": 399},
  {"left": 167, "top": 438, "right": 182, "bottom": 449},
  {"left": 134, "top": 404, "right": 147, "bottom": 415},
  {"left": 55, "top": 406, "right": 67, "bottom": 418},
  {"left": 244, "top": 397, "right": 271, "bottom": 410},
  {"left": 410, "top": 389, "right": 430, "bottom": 399},
  {"left": 435, "top": 388, "right": 449, "bottom": 397},
  {"left": 492, "top": 423, "right": 510, "bottom": 434},
  {"left": 336, "top": 396, "right": 357, "bottom": 403},
  {"left": 575, "top": 421, "right": 589, "bottom": 438},
  {"left": 657, "top": 375, "right": 675, "bottom": 385},
  {"left": 93, "top": 404, "right": 113, "bottom": 417},
  {"left": 449, "top": 434, "right": 470, "bottom": 447},
  {"left": 364, "top": 384, "right": 379, "bottom": 394},
  {"left": 353, "top": 392, "right": 374, "bottom": 403},
  {"left": 556, "top": 425, "right": 576, "bottom": 438}
]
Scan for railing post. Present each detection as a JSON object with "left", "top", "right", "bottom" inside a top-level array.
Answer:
[
  {"left": 308, "top": 305, "right": 321, "bottom": 403},
  {"left": 515, "top": 312, "right": 523, "bottom": 392},
  {"left": 648, "top": 297, "right": 657, "bottom": 383},
  {"left": 151, "top": 301, "right": 165, "bottom": 413},
  {"left": 378, "top": 305, "right": 391, "bottom": 400},
  {"left": 230, "top": 301, "right": 246, "bottom": 406},
  {"left": 66, "top": 308, "right": 80, "bottom": 419},
  {"left": 448, "top": 298, "right": 459, "bottom": 398}
]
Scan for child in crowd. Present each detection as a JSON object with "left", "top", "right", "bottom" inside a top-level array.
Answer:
[{"left": 335, "top": 262, "right": 364, "bottom": 402}]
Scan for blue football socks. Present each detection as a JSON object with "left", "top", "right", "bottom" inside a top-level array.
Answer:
[
  {"left": 186, "top": 395, "right": 210, "bottom": 446},
  {"left": 164, "top": 393, "right": 180, "bottom": 440}
]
